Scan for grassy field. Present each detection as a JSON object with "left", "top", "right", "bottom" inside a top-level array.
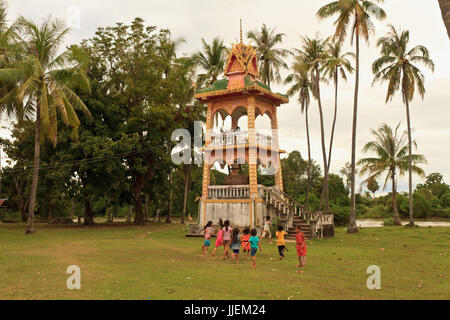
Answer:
[{"left": 0, "top": 222, "right": 448, "bottom": 300}]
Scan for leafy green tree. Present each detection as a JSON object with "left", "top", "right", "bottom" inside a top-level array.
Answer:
[
  {"left": 322, "top": 42, "right": 354, "bottom": 174},
  {"left": 247, "top": 24, "right": 291, "bottom": 88},
  {"left": 317, "top": 0, "right": 386, "bottom": 233},
  {"left": 281, "top": 151, "right": 322, "bottom": 210},
  {"left": 0, "top": 16, "right": 91, "bottom": 234},
  {"left": 367, "top": 177, "right": 380, "bottom": 197},
  {"left": 83, "top": 19, "right": 201, "bottom": 225},
  {"left": 192, "top": 37, "right": 227, "bottom": 86},
  {"left": 373, "top": 25, "right": 434, "bottom": 226},
  {"left": 285, "top": 63, "right": 312, "bottom": 211},
  {"left": 416, "top": 173, "right": 449, "bottom": 199},
  {"left": 295, "top": 36, "right": 330, "bottom": 211},
  {"left": 358, "top": 123, "right": 426, "bottom": 225}
]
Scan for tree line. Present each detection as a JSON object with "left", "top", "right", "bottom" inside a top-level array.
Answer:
[{"left": 0, "top": 0, "right": 446, "bottom": 235}]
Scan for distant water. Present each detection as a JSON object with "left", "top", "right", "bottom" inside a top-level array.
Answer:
[{"left": 356, "top": 219, "right": 450, "bottom": 228}]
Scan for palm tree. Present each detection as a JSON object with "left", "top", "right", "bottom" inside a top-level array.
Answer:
[
  {"left": 317, "top": 0, "right": 386, "bottom": 233},
  {"left": 285, "top": 62, "right": 312, "bottom": 211},
  {"left": 247, "top": 24, "right": 291, "bottom": 88},
  {"left": 295, "top": 36, "right": 330, "bottom": 211},
  {"left": 358, "top": 123, "right": 426, "bottom": 225},
  {"left": 322, "top": 42, "right": 354, "bottom": 174},
  {"left": 0, "top": 16, "right": 91, "bottom": 234},
  {"left": 438, "top": 0, "right": 450, "bottom": 38},
  {"left": 192, "top": 37, "right": 228, "bottom": 86},
  {"left": 372, "top": 25, "right": 434, "bottom": 226}
]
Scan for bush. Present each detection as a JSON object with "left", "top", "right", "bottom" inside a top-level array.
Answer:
[
  {"left": 383, "top": 218, "right": 395, "bottom": 226},
  {"left": 330, "top": 205, "right": 350, "bottom": 226},
  {"left": 440, "top": 192, "right": 450, "bottom": 208},
  {"left": 412, "top": 192, "right": 431, "bottom": 219}
]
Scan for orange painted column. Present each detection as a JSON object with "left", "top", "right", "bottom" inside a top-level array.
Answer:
[
  {"left": 272, "top": 107, "right": 284, "bottom": 192},
  {"left": 247, "top": 96, "right": 258, "bottom": 198},
  {"left": 202, "top": 103, "right": 213, "bottom": 199}
]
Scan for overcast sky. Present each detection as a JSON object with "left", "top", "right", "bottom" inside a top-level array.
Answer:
[{"left": 3, "top": 0, "right": 450, "bottom": 194}]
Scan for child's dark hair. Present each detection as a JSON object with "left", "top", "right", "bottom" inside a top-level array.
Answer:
[
  {"left": 224, "top": 220, "right": 231, "bottom": 232},
  {"left": 232, "top": 228, "right": 240, "bottom": 243},
  {"left": 266, "top": 216, "right": 271, "bottom": 221},
  {"left": 203, "top": 221, "right": 212, "bottom": 230},
  {"left": 277, "top": 225, "right": 284, "bottom": 231},
  {"left": 219, "top": 218, "right": 224, "bottom": 228},
  {"left": 296, "top": 225, "right": 302, "bottom": 231},
  {"left": 243, "top": 227, "right": 250, "bottom": 235},
  {"left": 250, "top": 228, "right": 257, "bottom": 236}
]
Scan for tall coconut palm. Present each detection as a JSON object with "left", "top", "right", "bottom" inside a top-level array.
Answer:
[
  {"left": 285, "top": 62, "right": 312, "bottom": 211},
  {"left": 438, "top": 0, "right": 450, "bottom": 38},
  {"left": 317, "top": 0, "right": 386, "bottom": 233},
  {"left": 372, "top": 25, "right": 434, "bottom": 226},
  {"left": 322, "top": 42, "right": 354, "bottom": 174},
  {"left": 295, "top": 36, "right": 330, "bottom": 211},
  {"left": 358, "top": 123, "right": 426, "bottom": 225},
  {"left": 192, "top": 37, "right": 228, "bottom": 86},
  {"left": 0, "top": 16, "right": 91, "bottom": 234},
  {"left": 247, "top": 24, "right": 292, "bottom": 88}
]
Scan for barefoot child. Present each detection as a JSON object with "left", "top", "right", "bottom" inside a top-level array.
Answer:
[
  {"left": 230, "top": 228, "right": 241, "bottom": 263},
  {"left": 275, "top": 225, "right": 287, "bottom": 260},
  {"left": 249, "top": 228, "right": 262, "bottom": 268},
  {"left": 241, "top": 227, "right": 251, "bottom": 258},
  {"left": 222, "top": 220, "right": 233, "bottom": 260},
  {"left": 211, "top": 220, "right": 224, "bottom": 257},
  {"left": 260, "top": 216, "right": 272, "bottom": 245},
  {"left": 295, "top": 226, "right": 307, "bottom": 273},
  {"left": 202, "top": 221, "right": 214, "bottom": 255}
]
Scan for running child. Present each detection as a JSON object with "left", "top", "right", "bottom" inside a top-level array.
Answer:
[
  {"left": 248, "top": 229, "right": 262, "bottom": 268},
  {"left": 295, "top": 226, "right": 307, "bottom": 273},
  {"left": 241, "top": 227, "right": 251, "bottom": 258},
  {"left": 260, "top": 216, "right": 272, "bottom": 245},
  {"left": 230, "top": 228, "right": 241, "bottom": 263},
  {"left": 201, "top": 221, "right": 214, "bottom": 255},
  {"left": 211, "top": 219, "right": 224, "bottom": 257},
  {"left": 222, "top": 220, "right": 233, "bottom": 260},
  {"left": 275, "top": 225, "right": 287, "bottom": 260}
]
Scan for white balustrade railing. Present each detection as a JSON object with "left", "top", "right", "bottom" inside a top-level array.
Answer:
[
  {"left": 210, "top": 131, "right": 272, "bottom": 148},
  {"left": 208, "top": 185, "right": 250, "bottom": 199}
]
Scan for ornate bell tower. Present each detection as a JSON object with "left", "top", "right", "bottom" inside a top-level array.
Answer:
[{"left": 194, "top": 24, "right": 289, "bottom": 228}]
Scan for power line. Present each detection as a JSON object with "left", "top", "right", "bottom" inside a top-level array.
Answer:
[{"left": 0, "top": 145, "right": 166, "bottom": 175}]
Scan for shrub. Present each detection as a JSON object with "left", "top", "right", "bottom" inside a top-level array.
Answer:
[
  {"left": 440, "top": 192, "right": 450, "bottom": 208},
  {"left": 383, "top": 218, "right": 395, "bottom": 226},
  {"left": 330, "top": 205, "right": 350, "bottom": 226}
]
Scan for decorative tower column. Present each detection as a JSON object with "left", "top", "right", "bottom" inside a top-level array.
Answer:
[
  {"left": 247, "top": 96, "right": 258, "bottom": 197},
  {"left": 271, "top": 108, "right": 284, "bottom": 191},
  {"left": 201, "top": 103, "right": 213, "bottom": 200}
]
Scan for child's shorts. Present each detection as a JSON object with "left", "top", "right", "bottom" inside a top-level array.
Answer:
[
  {"left": 250, "top": 248, "right": 258, "bottom": 257},
  {"left": 233, "top": 249, "right": 240, "bottom": 254},
  {"left": 204, "top": 239, "right": 211, "bottom": 247}
]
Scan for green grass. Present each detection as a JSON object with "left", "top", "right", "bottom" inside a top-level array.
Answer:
[{"left": 0, "top": 222, "right": 449, "bottom": 300}]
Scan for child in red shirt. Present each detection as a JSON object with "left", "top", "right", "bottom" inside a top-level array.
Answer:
[
  {"left": 295, "top": 226, "right": 307, "bottom": 273},
  {"left": 241, "top": 227, "right": 251, "bottom": 258}
]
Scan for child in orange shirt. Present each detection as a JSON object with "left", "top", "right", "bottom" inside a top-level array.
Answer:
[{"left": 275, "top": 225, "right": 287, "bottom": 260}]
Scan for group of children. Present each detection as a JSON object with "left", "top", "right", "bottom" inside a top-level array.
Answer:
[{"left": 201, "top": 216, "right": 307, "bottom": 273}]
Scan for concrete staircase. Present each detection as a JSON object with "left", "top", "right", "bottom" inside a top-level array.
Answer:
[
  {"left": 286, "top": 216, "right": 313, "bottom": 240},
  {"left": 262, "top": 187, "right": 335, "bottom": 240}
]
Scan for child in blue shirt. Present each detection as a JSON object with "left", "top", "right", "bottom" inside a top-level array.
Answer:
[{"left": 248, "top": 228, "right": 262, "bottom": 268}]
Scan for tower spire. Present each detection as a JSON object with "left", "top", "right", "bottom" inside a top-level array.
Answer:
[{"left": 240, "top": 19, "right": 243, "bottom": 43}]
